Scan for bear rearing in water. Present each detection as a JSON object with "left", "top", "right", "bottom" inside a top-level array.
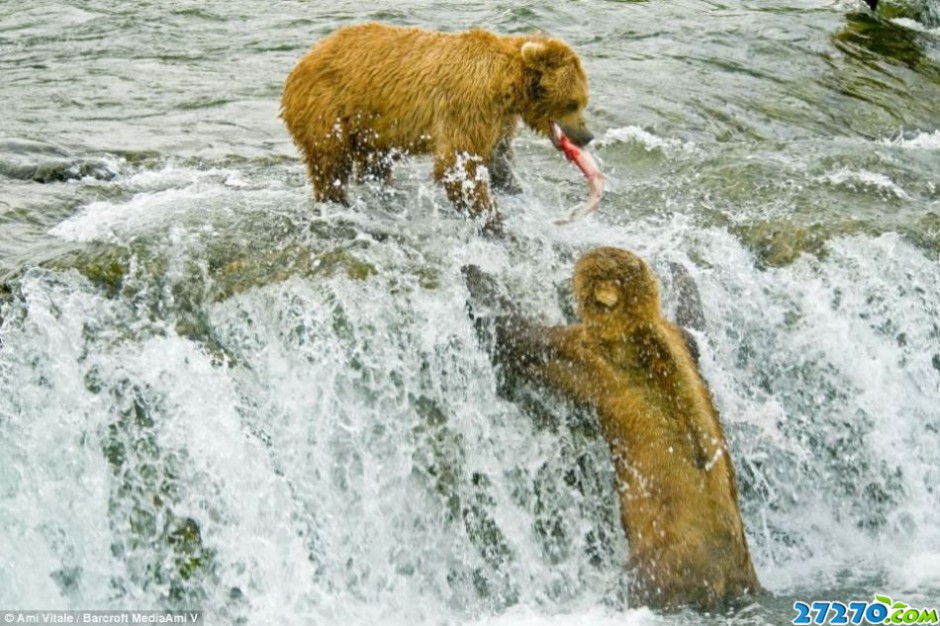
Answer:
[{"left": 463, "top": 247, "right": 761, "bottom": 610}]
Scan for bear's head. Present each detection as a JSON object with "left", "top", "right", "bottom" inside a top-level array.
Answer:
[
  {"left": 573, "top": 247, "right": 660, "bottom": 334},
  {"left": 519, "top": 38, "right": 593, "bottom": 147}
]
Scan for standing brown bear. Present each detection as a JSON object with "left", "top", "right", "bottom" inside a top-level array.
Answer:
[
  {"left": 462, "top": 247, "right": 761, "bottom": 611},
  {"left": 281, "top": 23, "right": 593, "bottom": 233}
]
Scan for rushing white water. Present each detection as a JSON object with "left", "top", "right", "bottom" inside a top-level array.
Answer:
[{"left": 3, "top": 154, "right": 938, "bottom": 623}]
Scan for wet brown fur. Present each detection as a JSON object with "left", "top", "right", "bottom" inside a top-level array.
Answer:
[
  {"left": 464, "top": 247, "right": 761, "bottom": 610},
  {"left": 281, "top": 23, "right": 590, "bottom": 231}
]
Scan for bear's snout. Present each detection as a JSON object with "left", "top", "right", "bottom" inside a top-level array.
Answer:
[
  {"left": 572, "top": 129, "right": 594, "bottom": 147},
  {"left": 556, "top": 121, "right": 594, "bottom": 147}
]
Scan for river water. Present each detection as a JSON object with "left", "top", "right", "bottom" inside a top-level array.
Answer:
[{"left": 1, "top": 1, "right": 938, "bottom": 624}]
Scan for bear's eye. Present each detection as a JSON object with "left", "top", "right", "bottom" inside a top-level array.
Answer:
[{"left": 565, "top": 101, "right": 579, "bottom": 113}]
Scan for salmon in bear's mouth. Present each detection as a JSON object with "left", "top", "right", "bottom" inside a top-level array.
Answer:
[{"left": 550, "top": 121, "right": 605, "bottom": 224}]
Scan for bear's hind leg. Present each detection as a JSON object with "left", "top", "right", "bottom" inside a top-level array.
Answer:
[{"left": 301, "top": 119, "right": 354, "bottom": 206}]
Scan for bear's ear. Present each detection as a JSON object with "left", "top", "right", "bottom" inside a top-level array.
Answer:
[
  {"left": 521, "top": 41, "right": 547, "bottom": 64},
  {"left": 521, "top": 39, "right": 567, "bottom": 68}
]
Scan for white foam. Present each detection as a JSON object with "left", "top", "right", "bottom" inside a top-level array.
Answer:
[
  {"left": 121, "top": 163, "right": 204, "bottom": 190},
  {"left": 48, "top": 175, "right": 296, "bottom": 244},
  {"left": 597, "top": 126, "right": 696, "bottom": 154},
  {"left": 889, "top": 16, "right": 940, "bottom": 33},
  {"left": 821, "top": 168, "right": 912, "bottom": 199},
  {"left": 0, "top": 273, "right": 128, "bottom": 608},
  {"left": 49, "top": 187, "right": 213, "bottom": 243},
  {"left": 691, "top": 229, "right": 940, "bottom": 594},
  {"left": 888, "top": 552, "right": 940, "bottom": 594},
  {"left": 469, "top": 605, "right": 661, "bottom": 626},
  {"left": 881, "top": 130, "right": 940, "bottom": 150}
]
